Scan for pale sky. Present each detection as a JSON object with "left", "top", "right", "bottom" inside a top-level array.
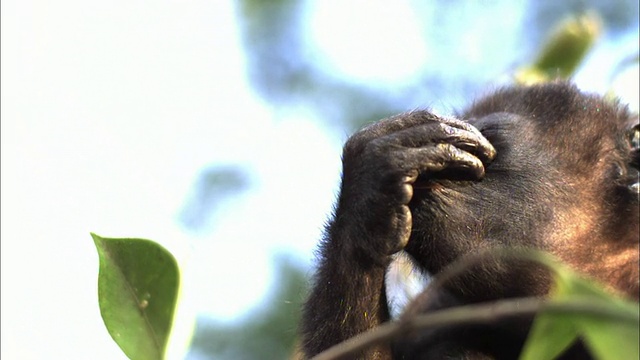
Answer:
[{"left": 1, "top": 1, "right": 637, "bottom": 359}]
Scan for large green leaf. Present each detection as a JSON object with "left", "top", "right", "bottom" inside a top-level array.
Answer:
[
  {"left": 519, "top": 311, "right": 578, "bottom": 360},
  {"left": 92, "top": 233, "right": 180, "bottom": 360},
  {"left": 580, "top": 313, "right": 639, "bottom": 360},
  {"left": 521, "top": 257, "right": 639, "bottom": 360},
  {"left": 553, "top": 271, "right": 639, "bottom": 360}
]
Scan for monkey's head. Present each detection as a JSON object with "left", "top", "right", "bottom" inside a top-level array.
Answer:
[{"left": 405, "top": 82, "right": 639, "bottom": 300}]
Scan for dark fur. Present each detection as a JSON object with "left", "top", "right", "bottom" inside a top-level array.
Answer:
[{"left": 301, "top": 82, "right": 639, "bottom": 359}]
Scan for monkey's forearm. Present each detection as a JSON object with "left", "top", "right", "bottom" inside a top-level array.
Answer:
[{"left": 301, "top": 218, "right": 393, "bottom": 359}]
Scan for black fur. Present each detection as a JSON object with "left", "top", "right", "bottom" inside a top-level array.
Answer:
[{"left": 301, "top": 82, "right": 639, "bottom": 359}]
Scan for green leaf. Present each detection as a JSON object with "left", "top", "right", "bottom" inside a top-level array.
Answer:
[
  {"left": 92, "top": 233, "right": 180, "bottom": 360},
  {"left": 519, "top": 312, "right": 579, "bottom": 360},
  {"left": 580, "top": 313, "right": 639, "bottom": 360},
  {"left": 516, "top": 13, "right": 600, "bottom": 84},
  {"left": 521, "top": 256, "right": 639, "bottom": 360},
  {"left": 555, "top": 272, "right": 639, "bottom": 360}
]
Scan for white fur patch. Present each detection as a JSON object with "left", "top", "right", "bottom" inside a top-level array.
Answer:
[{"left": 385, "top": 251, "right": 432, "bottom": 319}]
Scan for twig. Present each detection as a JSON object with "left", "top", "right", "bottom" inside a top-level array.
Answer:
[{"left": 310, "top": 297, "right": 637, "bottom": 360}]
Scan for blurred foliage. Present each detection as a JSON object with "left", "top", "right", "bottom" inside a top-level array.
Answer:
[
  {"left": 611, "top": 52, "right": 640, "bottom": 81},
  {"left": 235, "top": 0, "right": 403, "bottom": 131},
  {"left": 233, "top": 0, "right": 638, "bottom": 131},
  {"left": 516, "top": 13, "right": 601, "bottom": 84},
  {"left": 531, "top": 0, "right": 638, "bottom": 34},
  {"left": 180, "top": 166, "right": 250, "bottom": 232},
  {"left": 187, "top": 256, "right": 308, "bottom": 360}
]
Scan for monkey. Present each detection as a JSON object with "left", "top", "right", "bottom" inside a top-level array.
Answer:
[{"left": 300, "top": 81, "right": 639, "bottom": 359}]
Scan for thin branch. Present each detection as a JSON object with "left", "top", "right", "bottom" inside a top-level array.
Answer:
[
  {"left": 425, "top": 247, "right": 559, "bottom": 293},
  {"left": 310, "top": 297, "right": 637, "bottom": 360},
  {"left": 398, "top": 248, "right": 561, "bottom": 319}
]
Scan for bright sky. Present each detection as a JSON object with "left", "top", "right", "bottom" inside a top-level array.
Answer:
[{"left": 1, "top": 1, "right": 637, "bottom": 359}]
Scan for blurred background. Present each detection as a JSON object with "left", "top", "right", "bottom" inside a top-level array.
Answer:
[{"left": 1, "top": 0, "right": 638, "bottom": 359}]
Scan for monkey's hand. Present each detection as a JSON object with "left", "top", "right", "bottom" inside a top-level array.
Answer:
[
  {"left": 334, "top": 111, "right": 496, "bottom": 266},
  {"left": 303, "top": 112, "right": 495, "bottom": 358}
]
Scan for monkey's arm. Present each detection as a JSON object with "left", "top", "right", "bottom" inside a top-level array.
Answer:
[
  {"left": 300, "top": 112, "right": 495, "bottom": 359},
  {"left": 300, "top": 217, "right": 394, "bottom": 359}
]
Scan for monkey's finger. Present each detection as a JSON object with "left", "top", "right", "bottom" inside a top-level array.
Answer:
[
  {"left": 377, "top": 123, "right": 496, "bottom": 164},
  {"left": 395, "top": 144, "right": 487, "bottom": 181},
  {"left": 440, "top": 123, "right": 496, "bottom": 163},
  {"left": 348, "top": 111, "right": 483, "bottom": 153}
]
